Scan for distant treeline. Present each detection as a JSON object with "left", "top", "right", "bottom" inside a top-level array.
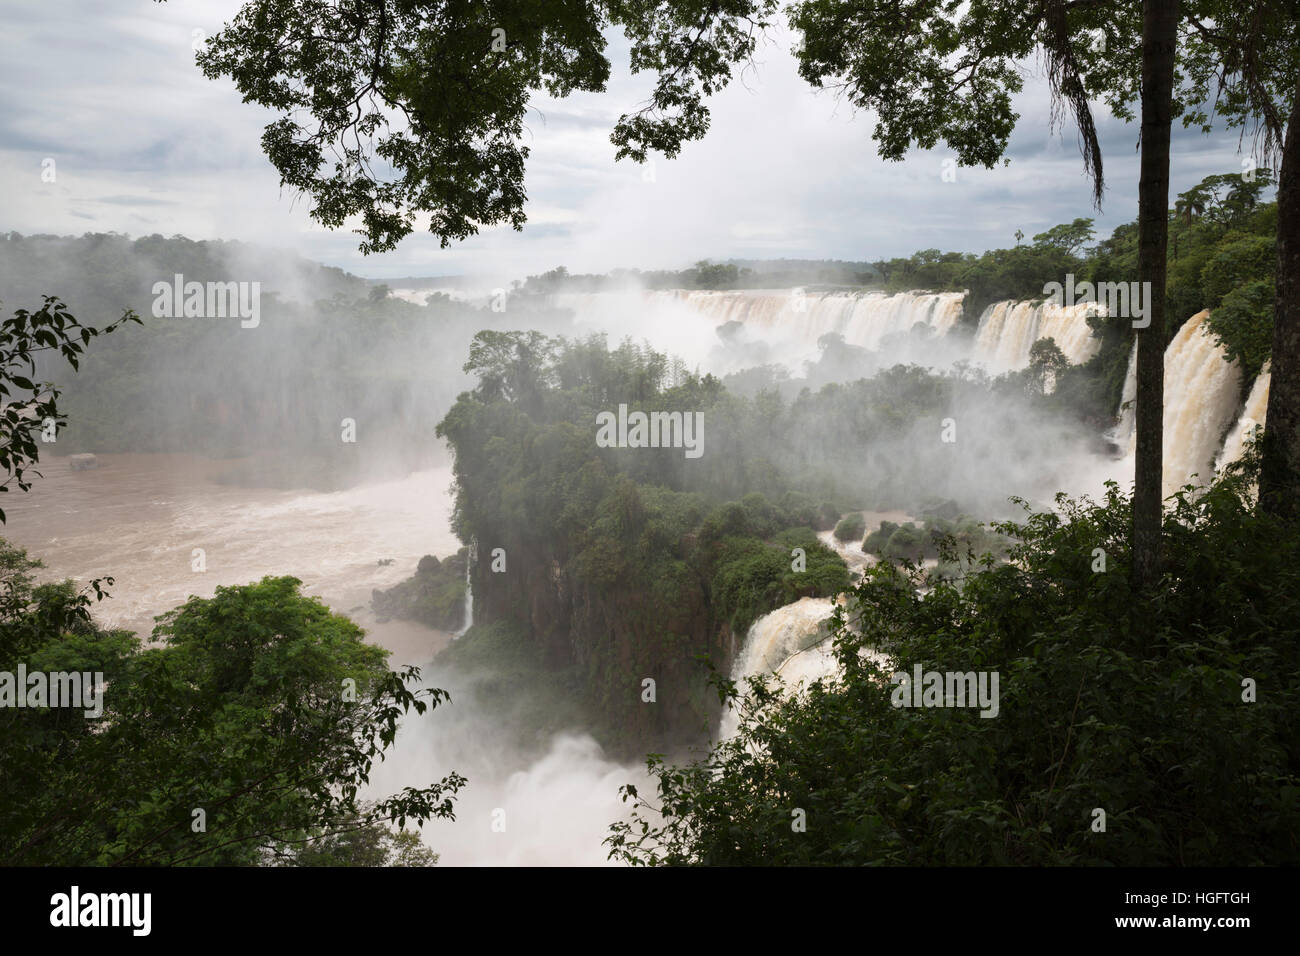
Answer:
[
  {"left": 516, "top": 259, "right": 881, "bottom": 294},
  {"left": 0, "top": 231, "right": 369, "bottom": 324},
  {"left": 512, "top": 171, "right": 1277, "bottom": 391},
  {"left": 371, "top": 276, "right": 470, "bottom": 291}
]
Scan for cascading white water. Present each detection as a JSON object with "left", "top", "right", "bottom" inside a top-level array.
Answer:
[
  {"left": 972, "top": 300, "right": 1103, "bottom": 371},
  {"left": 1217, "top": 364, "right": 1271, "bottom": 472},
  {"left": 648, "top": 289, "right": 966, "bottom": 350},
  {"left": 457, "top": 549, "right": 474, "bottom": 638},
  {"left": 1110, "top": 342, "right": 1139, "bottom": 450},
  {"left": 730, "top": 597, "right": 839, "bottom": 682},
  {"left": 719, "top": 586, "right": 896, "bottom": 740},
  {"left": 1119, "top": 310, "right": 1242, "bottom": 496},
  {"left": 550, "top": 289, "right": 966, "bottom": 371},
  {"left": 555, "top": 287, "right": 1104, "bottom": 378},
  {"left": 816, "top": 528, "right": 873, "bottom": 577},
  {"left": 718, "top": 597, "right": 839, "bottom": 739},
  {"left": 553, "top": 286, "right": 1119, "bottom": 377}
]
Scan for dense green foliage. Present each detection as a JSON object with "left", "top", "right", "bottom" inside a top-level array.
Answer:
[
  {"left": 8, "top": 0, "right": 1292, "bottom": 872},
  {"left": 1210, "top": 280, "right": 1274, "bottom": 384},
  {"left": 0, "top": 551, "right": 462, "bottom": 866},
  {"left": 188, "top": 0, "right": 782, "bottom": 252},
  {"left": 433, "top": 316, "right": 1173, "bottom": 748},
  {"left": 832, "top": 513, "right": 866, "bottom": 542},
  {"left": 277, "top": 804, "right": 438, "bottom": 867},
  {"left": 708, "top": 523, "right": 850, "bottom": 639},
  {"left": 874, "top": 240, "right": 1085, "bottom": 325},
  {"left": 863, "top": 512, "right": 1007, "bottom": 566},
  {"left": 435, "top": 332, "right": 858, "bottom": 751},
  {"left": 607, "top": 460, "right": 1300, "bottom": 865}
]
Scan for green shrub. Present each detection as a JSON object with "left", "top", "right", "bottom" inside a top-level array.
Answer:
[
  {"left": 863, "top": 520, "right": 899, "bottom": 554},
  {"left": 884, "top": 523, "right": 926, "bottom": 561},
  {"left": 1208, "top": 278, "right": 1274, "bottom": 383},
  {"left": 709, "top": 530, "right": 850, "bottom": 636},
  {"left": 832, "top": 513, "right": 866, "bottom": 542}
]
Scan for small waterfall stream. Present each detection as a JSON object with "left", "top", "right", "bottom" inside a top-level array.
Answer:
[
  {"left": 1217, "top": 363, "right": 1271, "bottom": 472},
  {"left": 456, "top": 541, "right": 476, "bottom": 638}
]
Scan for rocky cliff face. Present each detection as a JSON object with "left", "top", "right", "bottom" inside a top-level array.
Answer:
[
  {"left": 468, "top": 533, "right": 731, "bottom": 758},
  {"left": 371, "top": 548, "right": 469, "bottom": 632}
]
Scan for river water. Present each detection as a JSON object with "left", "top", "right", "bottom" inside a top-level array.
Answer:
[{"left": 4, "top": 452, "right": 461, "bottom": 664}]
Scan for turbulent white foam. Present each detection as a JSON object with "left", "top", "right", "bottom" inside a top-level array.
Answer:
[
  {"left": 718, "top": 597, "right": 839, "bottom": 739},
  {"left": 367, "top": 670, "right": 648, "bottom": 866}
]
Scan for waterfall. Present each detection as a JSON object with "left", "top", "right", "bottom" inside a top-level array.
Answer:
[
  {"left": 1155, "top": 310, "right": 1242, "bottom": 495},
  {"left": 1117, "top": 310, "right": 1243, "bottom": 496},
  {"left": 553, "top": 287, "right": 1109, "bottom": 376},
  {"left": 551, "top": 288, "right": 1262, "bottom": 501},
  {"left": 1110, "top": 342, "right": 1139, "bottom": 449},
  {"left": 972, "top": 300, "right": 1103, "bottom": 371},
  {"left": 550, "top": 289, "right": 966, "bottom": 370},
  {"left": 837, "top": 291, "right": 965, "bottom": 348},
  {"left": 643, "top": 289, "right": 966, "bottom": 350},
  {"left": 718, "top": 592, "right": 894, "bottom": 739},
  {"left": 729, "top": 597, "right": 838, "bottom": 683},
  {"left": 1217, "top": 364, "right": 1271, "bottom": 472},
  {"left": 816, "top": 528, "right": 873, "bottom": 578},
  {"left": 456, "top": 542, "right": 475, "bottom": 639},
  {"left": 718, "top": 597, "right": 839, "bottom": 739}
]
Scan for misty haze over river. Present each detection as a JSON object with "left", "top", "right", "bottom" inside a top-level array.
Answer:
[{"left": 4, "top": 451, "right": 647, "bottom": 865}]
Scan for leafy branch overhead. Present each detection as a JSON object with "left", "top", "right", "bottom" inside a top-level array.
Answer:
[
  {"left": 178, "top": 0, "right": 1123, "bottom": 252},
  {"left": 180, "top": 0, "right": 778, "bottom": 253},
  {"left": 179, "top": 1, "right": 1137, "bottom": 259},
  {"left": 0, "top": 297, "right": 139, "bottom": 523}
]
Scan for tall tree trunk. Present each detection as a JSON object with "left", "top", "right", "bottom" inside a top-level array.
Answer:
[
  {"left": 1132, "top": 0, "right": 1179, "bottom": 593},
  {"left": 1259, "top": 79, "right": 1300, "bottom": 522}
]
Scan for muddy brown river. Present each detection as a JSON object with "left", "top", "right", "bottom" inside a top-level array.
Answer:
[{"left": 4, "top": 452, "right": 461, "bottom": 666}]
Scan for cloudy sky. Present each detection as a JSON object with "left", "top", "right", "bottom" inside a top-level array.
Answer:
[{"left": 0, "top": 0, "right": 1264, "bottom": 283}]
